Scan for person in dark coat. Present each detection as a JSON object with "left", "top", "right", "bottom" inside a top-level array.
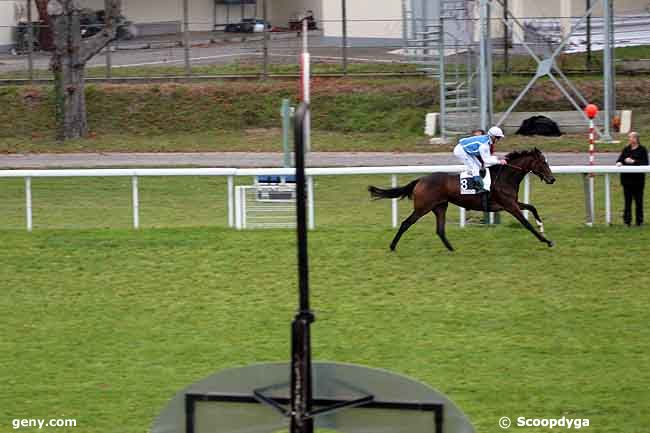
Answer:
[{"left": 616, "top": 131, "right": 648, "bottom": 226}]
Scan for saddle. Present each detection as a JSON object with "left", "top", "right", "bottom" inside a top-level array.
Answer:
[{"left": 459, "top": 170, "right": 491, "bottom": 195}]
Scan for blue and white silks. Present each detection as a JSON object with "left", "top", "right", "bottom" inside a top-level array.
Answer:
[{"left": 453, "top": 134, "right": 499, "bottom": 191}]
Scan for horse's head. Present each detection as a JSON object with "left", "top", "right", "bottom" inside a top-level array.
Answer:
[{"left": 505, "top": 148, "right": 556, "bottom": 184}]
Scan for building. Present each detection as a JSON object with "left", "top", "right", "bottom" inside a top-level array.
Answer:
[
  {"left": 321, "top": 0, "right": 650, "bottom": 42},
  {"left": 2, "top": 0, "right": 649, "bottom": 53},
  {"left": 0, "top": 0, "right": 321, "bottom": 52}
]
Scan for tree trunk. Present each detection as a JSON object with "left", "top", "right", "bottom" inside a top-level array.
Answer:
[
  {"left": 50, "top": 3, "right": 87, "bottom": 140},
  {"left": 48, "top": 0, "right": 121, "bottom": 141}
]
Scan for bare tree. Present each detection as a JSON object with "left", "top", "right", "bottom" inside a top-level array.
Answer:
[{"left": 47, "top": 0, "right": 122, "bottom": 140}]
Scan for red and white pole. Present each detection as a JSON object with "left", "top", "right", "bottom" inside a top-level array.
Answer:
[
  {"left": 585, "top": 104, "right": 599, "bottom": 226},
  {"left": 585, "top": 103, "right": 599, "bottom": 167}
]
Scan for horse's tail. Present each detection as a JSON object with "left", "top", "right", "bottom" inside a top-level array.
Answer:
[{"left": 368, "top": 179, "right": 419, "bottom": 201}]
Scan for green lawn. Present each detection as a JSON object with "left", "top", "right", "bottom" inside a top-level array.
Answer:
[
  {"left": 2, "top": 75, "right": 649, "bottom": 154},
  {"left": 1, "top": 173, "right": 649, "bottom": 433},
  {"left": 1, "top": 128, "right": 633, "bottom": 155}
]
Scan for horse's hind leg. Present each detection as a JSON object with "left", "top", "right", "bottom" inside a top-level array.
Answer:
[
  {"left": 432, "top": 203, "right": 454, "bottom": 251},
  {"left": 518, "top": 202, "right": 545, "bottom": 233},
  {"left": 390, "top": 210, "right": 425, "bottom": 251}
]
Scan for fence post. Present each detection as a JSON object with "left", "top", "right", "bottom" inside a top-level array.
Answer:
[
  {"left": 605, "top": 173, "right": 611, "bottom": 225},
  {"left": 234, "top": 186, "right": 242, "bottom": 230},
  {"left": 242, "top": 187, "right": 247, "bottom": 229},
  {"left": 27, "top": 0, "right": 34, "bottom": 82},
  {"left": 25, "top": 176, "right": 32, "bottom": 232},
  {"left": 307, "top": 176, "right": 315, "bottom": 230},
  {"left": 227, "top": 175, "right": 234, "bottom": 228},
  {"left": 341, "top": 0, "right": 348, "bottom": 74},
  {"left": 391, "top": 175, "right": 398, "bottom": 228},
  {"left": 439, "top": 17, "right": 446, "bottom": 142},
  {"left": 106, "top": 39, "right": 112, "bottom": 79},
  {"left": 132, "top": 176, "right": 139, "bottom": 229},
  {"left": 262, "top": 0, "right": 269, "bottom": 77},
  {"left": 583, "top": 174, "right": 595, "bottom": 226},
  {"left": 183, "top": 0, "right": 191, "bottom": 76},
  {"left": 459, "top": 206, "right": 466, "bottom": 228}
]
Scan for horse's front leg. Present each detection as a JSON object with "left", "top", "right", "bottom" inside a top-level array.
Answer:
[
  {"left": 518, "top": 202, "right": 545, "bottom": 233},
  {"left": 503, "top": 200, "right": 554, "bottom": 247}
]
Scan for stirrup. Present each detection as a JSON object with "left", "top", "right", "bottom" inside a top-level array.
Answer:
[{"left": 481, "top": 191, "right": 489, "bottom": 213}]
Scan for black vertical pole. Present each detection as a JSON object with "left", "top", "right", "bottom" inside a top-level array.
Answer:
[
  {"left": 290, "top": 102, "right": 314, "bottom": 433},
  {"left": 341, "top": 0, "right": 348, "bottom": 75},
  {"left": 586, "top": 0, "right": 592, "bottom": 71},
  {"left": 263, "top": 0, "right": 269, "bottom": 78},
  {"left": 183, "top": 0, "right": 191, "bottom": 76},
  {"left": 503, "top": 0, "right": 509, "bottom": 73}
]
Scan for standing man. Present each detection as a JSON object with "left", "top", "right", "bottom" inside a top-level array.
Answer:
[{"left": 616, "top": 131, "right": 648, "bottom": 226}]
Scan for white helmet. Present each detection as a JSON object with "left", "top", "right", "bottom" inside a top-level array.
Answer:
[{"left": 488, "top": 126, "right": 505, "bottom": 138}]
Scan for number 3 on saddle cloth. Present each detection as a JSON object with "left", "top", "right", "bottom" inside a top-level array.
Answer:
[{"left": 459, "top": 168, "right": 492, "bottom": 195}]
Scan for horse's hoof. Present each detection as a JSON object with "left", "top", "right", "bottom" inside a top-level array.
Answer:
[
  {"left": 390, "top": 246, "right": 396, "bottom": 252},
  {"left": 547, "top": 240, "right": 554, "bottom": 248}
]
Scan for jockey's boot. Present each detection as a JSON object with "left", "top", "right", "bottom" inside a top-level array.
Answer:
[{"left": 472, "top": 176, "right": 487, "bottom": 194}]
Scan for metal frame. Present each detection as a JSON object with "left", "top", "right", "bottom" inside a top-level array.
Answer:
[
  {"left": 479, "top": 0, "right": 616, "bottom": 141},
  {"left": 184, "top": 393, "right": 444, "bottom": 433}
]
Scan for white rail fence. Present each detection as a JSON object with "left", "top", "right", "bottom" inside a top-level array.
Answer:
[{"left": 1, "top": 165, "right": 648, "bottom": 231}]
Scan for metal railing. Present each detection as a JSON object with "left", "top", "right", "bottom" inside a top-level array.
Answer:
[{"left": 1, "top": 165, "right": 648, "bottom": 231}]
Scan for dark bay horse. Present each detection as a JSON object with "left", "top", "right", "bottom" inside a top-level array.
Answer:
[{"left": 368, "top": 148, "right": 556, "bottom": 251}]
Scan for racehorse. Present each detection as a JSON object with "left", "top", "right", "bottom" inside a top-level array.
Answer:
[{"left": 368, "top": 148, "right": 556, "bottom": 251}]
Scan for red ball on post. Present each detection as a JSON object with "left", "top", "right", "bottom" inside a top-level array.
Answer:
[{"left": 584, "top": 104, "right": 599, "bottom": 119}]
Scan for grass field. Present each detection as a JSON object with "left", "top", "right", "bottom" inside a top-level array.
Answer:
[{"left": 1, "top": 173, "right": 649, "bottom": 433}]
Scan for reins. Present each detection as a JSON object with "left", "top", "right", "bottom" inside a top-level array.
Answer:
[
  {"left": 493, "top": 162, "right": 532, "bottom": 186},
  {"left": 505, "top": 162, "right": 529, "bottom": 172}
]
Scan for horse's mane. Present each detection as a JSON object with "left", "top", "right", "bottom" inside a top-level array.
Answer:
[{"left": 505, "top": 148, "right": 541, "bottom": 161}]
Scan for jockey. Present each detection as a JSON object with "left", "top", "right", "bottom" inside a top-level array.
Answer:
[{"left": 453, "top": 126, "right": 507, "bottom": 193}]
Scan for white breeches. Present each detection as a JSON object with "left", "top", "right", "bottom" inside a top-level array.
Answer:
[{"left": 453, "top": 144, "right": 481, "bottom": 176}]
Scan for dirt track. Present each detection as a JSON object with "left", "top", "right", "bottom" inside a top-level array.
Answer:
[{"left": 0, "top": 151, "right": 618, "bottom": 169}]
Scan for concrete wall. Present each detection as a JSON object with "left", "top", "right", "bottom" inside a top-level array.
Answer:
[
  {"left": 0, "top": 0, "right": 38, "bottom": 51},
  {"left": 322, "top": 0, "right": 403, "bottom": 39},
  {"left": 320, "top": 0, "right": 650, "bottom": 40},
  {"left": 0, "top": 1, "right": 17, "bottom": 50},
  {"left": 570, "top": 0, "right": 650, "bottom": 16}
]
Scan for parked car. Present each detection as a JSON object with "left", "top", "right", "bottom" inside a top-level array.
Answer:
[
  {"left": 224, "top": 19, "right": 271, "bottom": 33},
  {"left": 80, "top": 9, "right": 137, "bottom": 40}
]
